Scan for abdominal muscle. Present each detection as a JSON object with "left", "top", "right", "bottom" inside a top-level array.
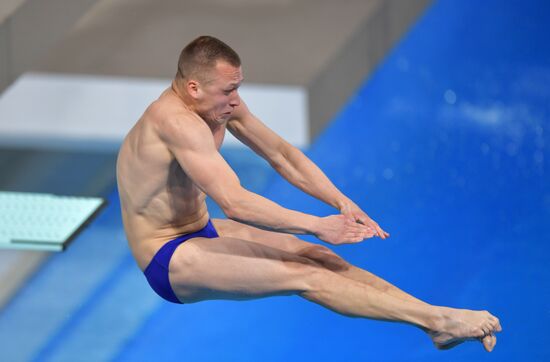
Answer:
[{"left": 120, "top": 199, "right": 211, "bottom": 271}]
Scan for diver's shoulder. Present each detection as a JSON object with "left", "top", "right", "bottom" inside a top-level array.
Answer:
[
  {"left": 141, "top": 104, "right": 188, "bottom": 138},
  {"left": 146, "top": 96, "right": 198, "bottom": 124},
  {"left": 148, "top": 108, "right": 209, "bottom": 147}
]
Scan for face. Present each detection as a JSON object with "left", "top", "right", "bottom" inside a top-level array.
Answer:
[{"left": 190, "top": 61, "right": 243, "bottom": 124}]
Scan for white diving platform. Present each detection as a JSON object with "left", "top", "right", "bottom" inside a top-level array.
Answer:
[{"left": 0, "top": 192, "right": 106, "bottom": 251}]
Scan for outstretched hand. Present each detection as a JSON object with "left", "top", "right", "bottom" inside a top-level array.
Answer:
[
  {"left": 338, "top": 200, "right": 390, "bottom": 239},
  {"left": 315, "top": 214, "right": 374, "bottom": 245}
]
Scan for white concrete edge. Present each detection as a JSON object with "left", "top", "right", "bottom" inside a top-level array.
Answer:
[{"left": 0, "top": 72, "right": 309, "bottom": 151}]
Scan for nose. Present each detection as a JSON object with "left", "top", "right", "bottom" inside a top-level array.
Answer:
[{"left": 229, "top": 91, "right": 240, "bottom": 108}]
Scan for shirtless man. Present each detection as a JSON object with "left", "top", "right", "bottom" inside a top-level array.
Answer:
[{"left": 116, "top": 36, "right": 501, "bottom": 352}]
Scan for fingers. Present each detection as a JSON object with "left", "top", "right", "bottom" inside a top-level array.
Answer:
[
  {"left": 344, "top": 211, "right": 390, "bottom": 239},
  {"left": 338, "top": 215, "right": 386, "bottom": 243},
  {"left": 352, "top": 223, "right": 376, "bottom": 239},
  {"left": 353, "top": 223, "right": 387, "bottom": 240},
  {"left": 360, "top": 219, "right": 389, "bottom": 239},
  {"left": 375, "top": 225, "right": 386, "bottom": 239},
  {"left": 352, "top": 232, "right": 375, "bottom": 243},
  {"left": 373, "top": 223, "right": 390, "bottom": 239},
  {"left": 344, "top": 229, "right": 375, "bottom": 243},
  {"left": 351, "top": 224, "right": 381, "bottom": 240},
  {"left": 342, "top": 233, "right": 365, "bottom": 244}
]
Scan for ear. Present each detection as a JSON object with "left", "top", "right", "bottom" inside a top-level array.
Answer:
[{"left": 186, "top": 80, "right": 201, "bottom": 100}]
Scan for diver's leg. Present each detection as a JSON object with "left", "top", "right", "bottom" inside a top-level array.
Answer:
[{"left": 170, "top": 234, "right": 500, "bottom": 351}]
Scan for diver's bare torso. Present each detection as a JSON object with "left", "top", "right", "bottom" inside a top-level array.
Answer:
[{"left": 116, "top": 87, "right": 226, "bottom": 270}]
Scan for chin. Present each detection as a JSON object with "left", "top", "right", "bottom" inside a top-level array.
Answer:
[{"left": 219, "top": 113, "right": 232, "bottom": 121}]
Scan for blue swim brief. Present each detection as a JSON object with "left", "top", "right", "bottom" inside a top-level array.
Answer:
[{"left": 143, "top": 219, "right": 219, "bottom": 304}]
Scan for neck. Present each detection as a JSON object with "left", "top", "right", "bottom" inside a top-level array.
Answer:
[
  {"left": 170, "top": 79, "right": 222, "bottom": 131},
  {"left": 170, "top": 79, "right": 195, "bottom": 111}
]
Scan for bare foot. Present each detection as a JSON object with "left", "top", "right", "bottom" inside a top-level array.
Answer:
[{"left": 428, "top": 307, "right": 502, "bottom": 352}]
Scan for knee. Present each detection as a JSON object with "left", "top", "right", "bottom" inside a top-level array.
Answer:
[
  {"left": 297, "top": 244, "right": 350, "bottom": 272},
  {"left": 298, "top": 263, "right": 346, "bottom": 303}
]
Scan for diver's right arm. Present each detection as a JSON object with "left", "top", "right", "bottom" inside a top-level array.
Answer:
[{"left": 156, "top": 115, "right": 369, "bottom": 245}]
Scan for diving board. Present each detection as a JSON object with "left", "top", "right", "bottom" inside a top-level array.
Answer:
[{"left": 0, "top": 191, "right": 106, "bottom": 251}]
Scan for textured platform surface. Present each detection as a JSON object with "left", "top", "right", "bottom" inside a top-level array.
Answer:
[{"left": 0, "top": 192, "right": 105, "bottom": 251}]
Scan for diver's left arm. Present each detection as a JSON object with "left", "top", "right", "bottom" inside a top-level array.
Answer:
[
  {"left": 268, "top": 141, "right": 388, "bottom": 239},
  {"left": 227, "top": 100, "right": 389, "bottom": 239}
]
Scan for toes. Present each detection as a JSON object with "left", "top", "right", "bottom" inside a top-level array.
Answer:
[
  {"left": 488, "top": 317, "right": 502, "bottom": 333},
  {"left": 487, "top": 314, "right": 502, "bottom": 332},
  {"left": 495, "top": 318, "right": 502, "bottom": 332},
  {"left": 492, "top": 318, "right": 502, "bottom": 332},
  {"left": 474, "top": 327, "right": 485, "bottom": 338},
  {"left": 482, "top": 319, "right": 500, "bottom": 336},
  {"left": 479, "top": 333, "right": 497, "bottom": 352},
  {"left": 488, "top": 334, "right": 497, "bottom": 352},
  {"left": 481, "top": 335, "right": 494, "bottom": 352},
  {"left": 479, "top": 324, "right": 491, "bottom": 337}
]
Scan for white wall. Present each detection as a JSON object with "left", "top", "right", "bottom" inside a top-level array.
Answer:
[{"left": 0, "top": 72, "right": 308, "bottom": 151}]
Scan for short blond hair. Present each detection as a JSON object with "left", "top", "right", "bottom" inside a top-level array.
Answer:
[{"left": 176, "top": 36, "right": 241, "bottom": 81}]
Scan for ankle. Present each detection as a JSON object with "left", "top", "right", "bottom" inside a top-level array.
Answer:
[{"left": 426, "top": 306, "right": 446, "bottom": 331}]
